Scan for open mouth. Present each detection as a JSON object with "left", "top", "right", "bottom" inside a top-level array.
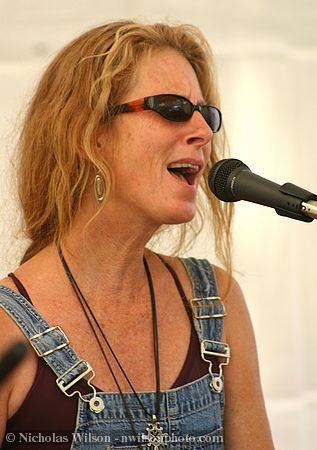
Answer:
[{"left": 167, "top": 162, "right": 200, "bottom": 186}]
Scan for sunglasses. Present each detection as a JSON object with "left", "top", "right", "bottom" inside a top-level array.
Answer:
[{"left": 113, "top": 94, "right": 222, "bottom": 133}]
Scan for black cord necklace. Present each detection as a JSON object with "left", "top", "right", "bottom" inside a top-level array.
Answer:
[{"left": 57, "top": 246, "right": 167, "bottom": 449}]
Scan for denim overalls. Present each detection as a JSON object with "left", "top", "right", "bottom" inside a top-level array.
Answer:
[{"left": 0, "top": 257, "right": 230, "bottom": 449}]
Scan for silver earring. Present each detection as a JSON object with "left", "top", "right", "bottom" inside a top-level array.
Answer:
[{"left": 94, "top": 173, "right": 105, "bottom": 205}]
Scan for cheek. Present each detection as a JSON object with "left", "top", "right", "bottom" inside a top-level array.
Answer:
[
  {"left": 110, "top": 136, "right": 155, "bottom": 187},
  {"left": 111, "top": 116, "right": 177, "bottom": 183},
  {"left": 203, "top": 141, "right": 212, "bottom": 161},
  {"left": 119, "top": 125, "right": 161, "bottom": 164}
]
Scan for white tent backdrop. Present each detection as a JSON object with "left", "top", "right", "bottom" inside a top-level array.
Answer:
[{"left": 0, "top": 1, "right": 317, "bottom": 449}]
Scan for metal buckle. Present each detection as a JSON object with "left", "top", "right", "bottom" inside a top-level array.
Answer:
[
  {"left": 201, "top": 339, "right": 230, "bottom": 393},
  {"left": 190, "top": 297, "right": 227, "bottom": 319},
  {"left": 56, "top": 360, "right": 95, "bottom": 395},
  {"left": 201, "top": 339, "right": 230, "bottom": 363},
  {"left": 29, "top": 326, "right": 69, "bottom": 357},
  {"left": 56, "top": 359, "right": 105, "bottom": 413}
]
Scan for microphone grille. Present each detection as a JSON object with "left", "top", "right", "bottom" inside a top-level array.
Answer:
[{"left": 208, "top": 158, "right": 249, "bottom": 201}]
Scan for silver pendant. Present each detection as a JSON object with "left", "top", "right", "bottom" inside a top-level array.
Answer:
[
  {"left": 143, "top": 415, "right": 168, "bottom": 449},
  {"left": 89, "top": 396, "right": 105, "bottom": 413}
]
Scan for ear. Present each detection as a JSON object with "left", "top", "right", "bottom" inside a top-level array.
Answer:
[
  {"left": 96, "top": 128, "right": 108, "bottom": 151},
  {"left": 96, "top": 124, "right": 118, "bottom": 162}
]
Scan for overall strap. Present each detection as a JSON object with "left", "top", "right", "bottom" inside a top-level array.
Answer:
[
  {"left": 0, "top": 285, "right": 104, "bottom": 413},
  {"left": 180, "top": 258, "right": 230, "bottom": 393}
]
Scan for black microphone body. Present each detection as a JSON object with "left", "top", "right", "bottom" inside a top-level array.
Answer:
[
  {"left": 208, "top": 158, "right": 317, "bottom": 222},
  {"left": 0, "top": 342, "right": 28, "bottom": 384}
]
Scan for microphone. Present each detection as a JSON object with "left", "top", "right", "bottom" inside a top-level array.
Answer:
[
  {"left": 208, "top": 158, "right": 317, "bottom": 222},
  {"left": 0, "top": 341, "right": 28, "bottom": 384}
]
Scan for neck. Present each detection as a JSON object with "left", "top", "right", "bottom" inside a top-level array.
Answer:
[{"left": 58, "top": 198, "right": 160, "bottom": 305}]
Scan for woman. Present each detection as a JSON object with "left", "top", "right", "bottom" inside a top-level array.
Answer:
[{"left": 0, "top": 20, "right": 274, "bottom": 449}]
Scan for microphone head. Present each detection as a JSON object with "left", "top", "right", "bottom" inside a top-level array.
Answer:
[{"left": 208, "top": 158, "right": 250, "bottom": 201}]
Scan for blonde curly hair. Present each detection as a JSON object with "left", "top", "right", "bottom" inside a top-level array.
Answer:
[{"left": 17, "top": 20, "right": 233, "bottom": 270}]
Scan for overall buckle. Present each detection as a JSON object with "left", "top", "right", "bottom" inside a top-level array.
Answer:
[
  {"left": 29, "top": 326, "right": 69, "bottom": 357},
  {"left": 201, "top": 339, "right": 230, "bottom": 393},
  {"left": 56, "top": 359, "right": 105, "bottom": 413},
  {"left": 190, "top": 297, "right": 227, "bottom": 319}
]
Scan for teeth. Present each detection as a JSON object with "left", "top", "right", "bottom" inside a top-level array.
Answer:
[{"left": 167, "top": 163, "right": 199, "bottom": 172}]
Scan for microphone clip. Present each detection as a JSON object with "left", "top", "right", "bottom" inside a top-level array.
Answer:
[{"left": 277, "top": 183, "right": 317, "bottom": 222}]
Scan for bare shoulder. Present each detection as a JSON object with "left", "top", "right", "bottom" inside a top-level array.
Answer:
[
  {"left": 0, "top": 276, "right": 37, "bottom": 445},
  {"left": 0, "top": 271, "right": 36, "bottom": 346},
  {"left": 0, "top": 272, "right": 36, "bottom": 349},
  {"left": 155, "top": 254, "right": 237, "bottom": 306},
  {"left": 0, "top": 274, "right": 19, "bottom": 291},
  {"left": 0, "top": 249, "right": 63, "bottom": 444},
  {"left": 212, "top": 264, "right": 243, "bottom": 303},
  {"left": 0, "top": 278, "right": 32, "bottom": 373},
  {"left": 212, "top": 265, "right": 250, "bottom": 341},
  {"left": 212, "top": 265, "right": 275, "bottom": 449},
  {"left": 0, "top": 275, "right": 28, "bottom": 342},
  {"left": 212, "top": 264, "right": 258, "bottom": 368}
]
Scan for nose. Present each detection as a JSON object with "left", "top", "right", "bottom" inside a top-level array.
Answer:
[{"left": 185, "top": 110, "right": 213, "bottom": 147}]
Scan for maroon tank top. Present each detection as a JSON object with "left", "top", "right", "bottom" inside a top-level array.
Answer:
[{"left": 4, "top": 263, "right": 208, "bottom": 449}]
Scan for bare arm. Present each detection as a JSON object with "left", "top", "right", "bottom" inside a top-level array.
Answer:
[
  {"left": 0, "top": 391, "right": 9, "bottom": 447},
  {"left": 0, "top": 375, "right": 9, "bottom": 447},
  {"left": 214, "top": 266, "right": 275, "bottom": 450},
  {"left": 0, "top": 309, "right": 16, "bottom": 446},
  {"left": 0, "top": 286, "right": 37, "bottom": 447}
]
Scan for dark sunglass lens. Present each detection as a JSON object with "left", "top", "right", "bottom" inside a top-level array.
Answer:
[
  {"left": 202, "top": 106, "right": 221, "bottom": 132},
  {"left": 156, "top": 96, "right": 192, "bottom": 122}
]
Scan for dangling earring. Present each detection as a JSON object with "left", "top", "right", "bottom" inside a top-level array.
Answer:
[{"left": 94, "top": 172, "right": 105, "bottom": 205}]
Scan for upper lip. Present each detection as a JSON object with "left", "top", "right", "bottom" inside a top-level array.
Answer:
[
  {"left": 167, "top": 158, "right": 205, "bottom": 171},
  {"left": 166, "top": 158, "right": 206, "bottom": 186}
]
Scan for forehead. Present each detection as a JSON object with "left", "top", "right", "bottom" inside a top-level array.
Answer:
[{"left": 125, "top": 48, "right": 204, "bottom": 102}]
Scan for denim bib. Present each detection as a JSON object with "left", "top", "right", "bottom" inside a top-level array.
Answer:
[{"left": 0, "top": 257, "right": 230, "bottom": 449}]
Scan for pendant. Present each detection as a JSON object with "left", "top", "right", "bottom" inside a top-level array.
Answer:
[{"left": 143, "top": 415, "right": 168, "bottom": 449}]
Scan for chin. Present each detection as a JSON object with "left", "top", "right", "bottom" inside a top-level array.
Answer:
[{"left": 163, "top": 205, "right": 197, "bottom": 225}]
